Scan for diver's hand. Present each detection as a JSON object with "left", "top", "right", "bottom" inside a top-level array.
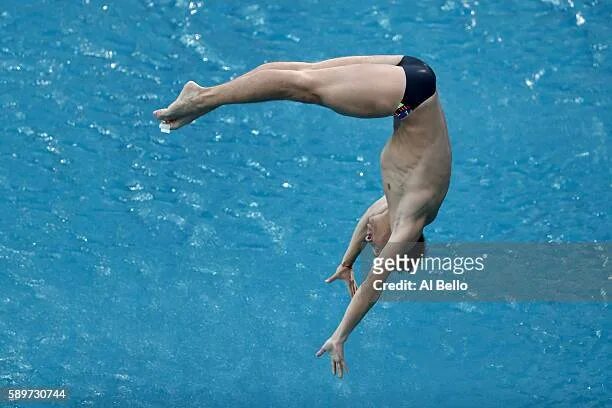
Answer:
[
  {"left": 153, "top": 81, "right": 215, "bottom": 130},
  {"left": 316, "top": 336, "right": 348, "bottom": 378},
  {"left": 325, "top": 263, "right": 357, "bottom": 298}
]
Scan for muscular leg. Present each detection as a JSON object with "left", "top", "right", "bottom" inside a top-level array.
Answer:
[
  {"left": 154, "top": 58, "right": 406, "bottom": 127},
  {"left": 249, "top": 55, "right": 404, "bottom": 72}
]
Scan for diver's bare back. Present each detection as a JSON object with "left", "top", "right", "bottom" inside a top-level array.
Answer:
[{"left": 382, "top": 91, "right": 451, "bottom": 230}]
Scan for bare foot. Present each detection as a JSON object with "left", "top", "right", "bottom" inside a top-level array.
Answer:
[{"left": 153, "top": 81, "right": 215, "bottom": 130}]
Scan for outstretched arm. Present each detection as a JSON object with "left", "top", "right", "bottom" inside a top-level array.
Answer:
[
  {"left": 316, "top": 217, "right": 425, "bottom": 378},
  {"left": 334, "top": 221, "right": 423, "bottom": 340},
  {"left": 153, "top": 56, "right": 405, "bottom": 128}
]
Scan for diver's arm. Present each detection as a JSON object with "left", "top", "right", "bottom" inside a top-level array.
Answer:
[
  {"left": 325, "top": 196, "right": 387, "bottom": 297},
  {"left": 324, "top": 210, "right": 368, "bottom": 297},
  {"left": 340, "top": 212, "right": 368, "bottom": 268},
  {"left": 316, "top": 218, "right": 423, "bottom": 377},
  {"left": 333, "top": 219, "right": 423, "bottom": 342}
]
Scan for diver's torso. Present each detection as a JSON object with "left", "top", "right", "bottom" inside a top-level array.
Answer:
[{"left": 381, "top": 92, "right": 452, "bottom": 226}]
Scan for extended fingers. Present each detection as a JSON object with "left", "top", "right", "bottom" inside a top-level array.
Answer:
[
  {"left": 344, "top": 280, "right": 353, "bottom": 297},
  {"left": 318, "top": 346, "right": 347, "bottom": 378},
  {"left": 350, "top": 280, "right": 358, "bottom": 297},
  {"left": 334, "top": 359, "right": 347, "bottom": 378}
]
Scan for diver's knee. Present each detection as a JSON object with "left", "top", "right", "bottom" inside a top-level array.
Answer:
[{"left": 288, "top": 70, "right": 321, "bottom": 104}]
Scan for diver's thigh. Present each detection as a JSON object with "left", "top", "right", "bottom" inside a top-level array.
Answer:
[
  {"left": 304, "top": 64, "right": 405, "bottom": 118},
  {"left": 309, "top": 55, "right": 404, "bottom": 69}
]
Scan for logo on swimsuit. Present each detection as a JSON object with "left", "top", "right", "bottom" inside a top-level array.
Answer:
[{"left": 393, "top": 103, "right": 411, "bottom": 120}]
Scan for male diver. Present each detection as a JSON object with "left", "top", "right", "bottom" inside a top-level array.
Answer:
[{"left": 154, "top": 55, "right": 451, "bottom": 378}]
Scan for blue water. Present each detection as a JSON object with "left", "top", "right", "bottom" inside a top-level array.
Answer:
[{"left": 1, "top": 0, "right": 610, "bottom": 406}]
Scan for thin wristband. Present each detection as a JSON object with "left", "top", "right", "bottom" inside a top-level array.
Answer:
[{"left": 341, "top": 261, "right": 353, "bottom": 269}]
